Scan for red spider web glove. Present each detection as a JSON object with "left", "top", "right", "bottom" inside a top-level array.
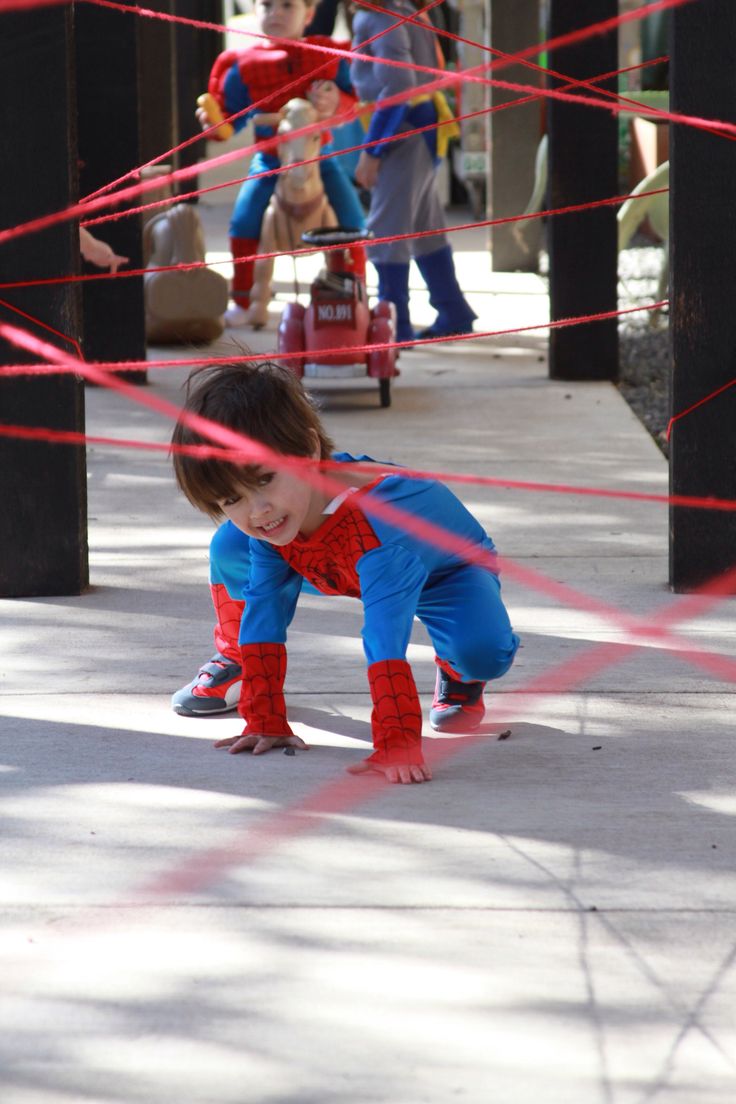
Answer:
[
  {"left": 211, "top": 583, "right": 244, "bottom": 662},
  {"left": 366, "top": 659, "right": 425, "bottom": 766},
  {"left": 238, "top": 643, "right": 293, "bottom": 737}
]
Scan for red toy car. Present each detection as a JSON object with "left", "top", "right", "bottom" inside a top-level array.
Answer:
[{"left": 277, "top": 227, "right": 399, "bottom": 407}]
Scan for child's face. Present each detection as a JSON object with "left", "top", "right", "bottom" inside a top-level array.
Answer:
[
  {"left": 217, "top": 462, "right": 326, "bottom": 545},
  {"left": 254, "top": 0, "right": 315, "bottom": 41}
]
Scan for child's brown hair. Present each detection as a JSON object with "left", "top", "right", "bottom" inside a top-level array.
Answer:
[{"left": 171, "top": 361, "right": 335, "bottom": 519}]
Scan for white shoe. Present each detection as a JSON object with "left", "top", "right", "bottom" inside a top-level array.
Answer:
[{"left": 224, "top": 303, "right": 250, "bottom": 328}]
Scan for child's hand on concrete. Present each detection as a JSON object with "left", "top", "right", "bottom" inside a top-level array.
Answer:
[
  {"left": 214, "top": 731, "right": 310, "bottom": 755},
  {"left": 347, "top": 755, "right": 432, "bottom": 784},
  {"left": 308, "top": 79, "right": 340, "bottom": 119}
]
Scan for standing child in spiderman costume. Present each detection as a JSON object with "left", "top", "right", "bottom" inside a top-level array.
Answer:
[
  {"left": 171, "top": 362, "right": 519, "bottom": 785},
  {"left": 350, "top": 0, "right": 476, "bottom": 340},
  {"left": 197, "top": 0, "right": 365, "bottom": 327}
]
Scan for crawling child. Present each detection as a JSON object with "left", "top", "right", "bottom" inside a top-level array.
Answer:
[{"left": 171, "top": 362, "right": 519, "bottom": 784}]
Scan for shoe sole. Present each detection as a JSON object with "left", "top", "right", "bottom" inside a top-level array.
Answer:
[
  {"left": 429, "top": 709, "right": 485, "bottom": 734},
  {"left": 172, "top": 699, "right": 240, "bottom": 717}
]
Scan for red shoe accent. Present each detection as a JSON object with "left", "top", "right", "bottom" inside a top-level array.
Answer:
[
  {"left": 211, "top": 583, "right": 244, "bottom": 663},
  {"left": 430, "top": 661, "right": 485, "bottom": 733},
  {"left": 230, "top": 237, "right": 260, "bottom": 308},
  {"left": 366, "top": 659, "right": 424, "bottom": 766},
  {"left": 238, "top": 642, "right": 293, "bottom": 737}
]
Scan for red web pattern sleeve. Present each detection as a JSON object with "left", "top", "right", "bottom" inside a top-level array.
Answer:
[
  {"left": 210, "top": 583, "right": 244, "bottom": 663},
  {"left": 238, "top": 643, "right": 293, "bottom": 737},
  {"left": 366, "top": 660, "right": 424, "bottom": 766}
]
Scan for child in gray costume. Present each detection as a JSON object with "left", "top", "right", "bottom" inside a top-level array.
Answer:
[{"left": 350, "top": 0, "right": 476, "bottom": 341}]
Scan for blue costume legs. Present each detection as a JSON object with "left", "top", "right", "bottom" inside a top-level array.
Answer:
[
  {"left": 415, "top": 564, "right": 520, "bottom": 684},
  {"left": 373, "top": 262, "right": 414, "bottom": 341},
  {"left": 228, "top": 152, "right": 363, "bottom": 307},
  {"left": 228, "top": 157, "right": 279, "bottom": 309},
  {"left": 229, "top": 153, "right": 278, "bottom": 238},
  {"left": 414, "top": 246, "right": 477, "bottom": 338},
  {"left": 230, "top": 152, "right": 365, "bottom": 236}
]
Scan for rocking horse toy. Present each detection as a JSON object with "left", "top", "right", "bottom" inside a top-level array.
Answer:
[{"left": 246, "top": 98, "right": 339, "bottom": 329}]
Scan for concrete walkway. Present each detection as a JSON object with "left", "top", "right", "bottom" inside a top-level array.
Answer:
[{"left": 1, "top": 208, "right": 735, "bottom": 1104}]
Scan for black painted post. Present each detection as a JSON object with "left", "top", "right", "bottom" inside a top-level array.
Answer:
[
  {"left": 0, "top": 8, "right": 88, "bottom": 596},
  {"left": 175, "top": 0, "right": 224, "bottom": 184},
  {"left": 669, "top": 1, "right": 736, "bottom": 591},
  {"left": 139, "top": 0, "right": 179, "bottom": 171},
  {"left": 75, "top": 0, "right": 147, "bottom": 379},
  {"left": 547, "top": 0, "right": 618, "bottom": 380}
]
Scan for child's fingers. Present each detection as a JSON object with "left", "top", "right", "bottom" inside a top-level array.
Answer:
[
  {"left": 214, "top": 734, "right": 255, "bottom": 753},
  {"left": 346, "top": 757, "right": 431, "bottom": 783},
  {"left": 251, "top": 734, "right": 310, "bottom": 755},
  {"left": 346, "top": 758, "right": 373, "bottom": 775},
  {"left": 213, "top": 735, "right": 238, "bottom": 748}
]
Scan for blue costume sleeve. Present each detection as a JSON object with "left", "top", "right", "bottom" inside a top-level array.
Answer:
[
  {"left": 361, "top": 475, "right": 498, "bottom": 575},
  {"left": 223, "top": 63, "right": 254, "bottom": 133},
  {"left": 239, "top": 538, "right": 302, "bottom": 645},
  {"left": 357, "top": 543, "right": 428, "bottom": 665},
  {"left": 351, "top": 11, "right": 415, "bottom": 156},
  {"left": 335, "top": 57, "right": 354, "bottom": 96}
]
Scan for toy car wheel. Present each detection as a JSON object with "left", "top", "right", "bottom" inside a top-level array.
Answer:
[
  {"left": 278, "top": 302, "right": 306, "bottom": 376},
  {"left": 366, "top": 315, "right": 399, "bottom": 382}
]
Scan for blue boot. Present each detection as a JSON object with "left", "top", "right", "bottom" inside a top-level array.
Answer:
[
  {"left": 414, "top": 245, "right": 477, "bottom": 338},
  {"left": 373, "top": 261, "right": 415, "bottom": 342}
]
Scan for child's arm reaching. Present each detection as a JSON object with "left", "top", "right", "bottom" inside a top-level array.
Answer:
[
  {"left": 214, "top": 642, "right": 310, "bottom": 756},
  {"left": 352, "top": 544, "right": 433, "bottom": 784},
  {"left": 346, "top": 658, "right": 431, "bottom": 784},
  {"left": 215, "top": 543, "right": 305, "bottom": 757}
]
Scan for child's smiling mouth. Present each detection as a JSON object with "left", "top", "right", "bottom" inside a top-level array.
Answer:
[{"left": 260, "top": 516, "right": 287, "bottom": 537}]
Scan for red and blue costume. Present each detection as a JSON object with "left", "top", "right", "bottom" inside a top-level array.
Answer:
[
  {"left": 207, "top": 455, "right": 519, "bottom": 766},
  {"left": 207, "top": 39, "right": 365, "bottom": 306}
]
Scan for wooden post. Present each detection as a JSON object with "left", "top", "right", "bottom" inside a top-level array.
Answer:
[
  {"left": 75, "top": 0, "right": 147, "bottom": 380},
  {"left": 489, "top": 0, "right": 543, "bottom": 272},
  {"left": 669, "top": 0, "right": 736, "bottom": 591},
  {"left": 0, "top": 8, "right": 88, "bottom": 596},
  {"left": 547, "top": 0, "right": 618, "bottom": 380}
]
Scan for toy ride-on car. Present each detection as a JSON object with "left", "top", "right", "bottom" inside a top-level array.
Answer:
[{"left": 277, "top": 227, "right": 399, "bottom": 408}]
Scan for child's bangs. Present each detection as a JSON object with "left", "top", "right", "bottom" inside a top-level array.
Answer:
[{"left": 178, "top": 455, "right": 252, "bottom": 518}]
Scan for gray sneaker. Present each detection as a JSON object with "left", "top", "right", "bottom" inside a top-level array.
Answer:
[{"left": 171, "top": 654, "right": 242, "bottom": 716}]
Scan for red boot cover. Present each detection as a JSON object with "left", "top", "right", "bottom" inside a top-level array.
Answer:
[
  {"left": 238, "top": 642, "right": 293, "bottom": 737},
  {"left": 366, "top": 659, "right": 424, "bottom": 766},
  {"left": 211, "top": 583, "right": 244, "bottom": 663},
  {"left": 230, "top": 237, "right": 260, "bottom": 308},
  {"left": 434, "top": 654, "right": 464, "bottom": 681}
]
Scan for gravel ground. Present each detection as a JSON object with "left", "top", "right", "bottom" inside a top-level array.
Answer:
[{"left": 617, "top": 240, "right": 670, "bottom": 456}]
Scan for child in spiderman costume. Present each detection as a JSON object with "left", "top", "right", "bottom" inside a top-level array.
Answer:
[
  {"left": 171, "top": 362, "right": 519, "bottom": 785},
  {"left": 198, "top": 0, "right": 365, "bottom": 327}
]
